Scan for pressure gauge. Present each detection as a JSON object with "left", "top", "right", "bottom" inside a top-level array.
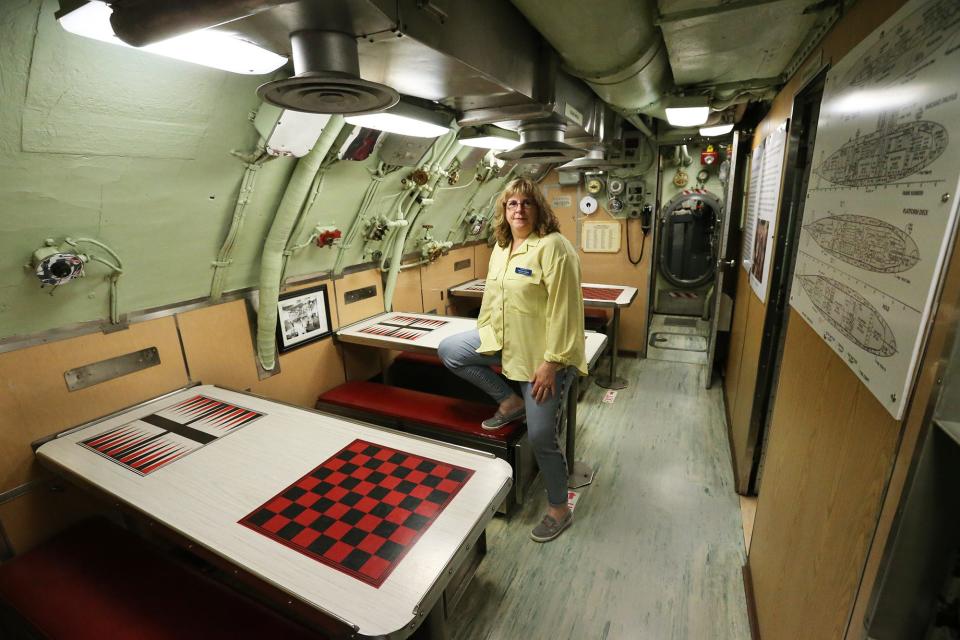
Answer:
[
  {"left": 608, "top": 197, "right": 624, "bottom": 213},
  {"left": 579, "top": 195, "right": 598, "bottom": 215},
  {"left": 608, "top": 177, "right": 625, "bottom": 195},
  {"left": 586, "top": 177, "right": 605, "bottom": 195}
]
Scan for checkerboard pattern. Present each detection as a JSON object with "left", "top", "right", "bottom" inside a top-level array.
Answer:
[
  {"left": 581, "top": 286, "right": 624, "bottom": 301},
  {"left": 239, "top": 439, "right": 474, "bottom": 587}
]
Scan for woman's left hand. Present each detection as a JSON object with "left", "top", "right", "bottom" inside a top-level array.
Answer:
[{"left": 531, "top": 361, "right": 561, "bottom": 404}]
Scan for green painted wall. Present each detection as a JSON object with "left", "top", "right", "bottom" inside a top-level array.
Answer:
[{"left": 0, "top": 0, "right": 511, "bottom": 343}]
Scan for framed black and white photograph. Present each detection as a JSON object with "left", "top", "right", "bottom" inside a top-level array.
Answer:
[{"left": 275, "top": 284, "right": 333, "bottom": 353}]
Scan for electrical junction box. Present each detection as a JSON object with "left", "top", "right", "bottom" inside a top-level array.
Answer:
[
  {"left": 557, "top": 171, "right": 580, "bottom": 186},
  {"left": 254, "top": 103, "right": 331, "bottom": 158}
]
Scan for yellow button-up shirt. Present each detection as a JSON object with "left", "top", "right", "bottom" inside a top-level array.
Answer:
[{"left": 476, "top": 232, "right": 587, "bottom": 382}]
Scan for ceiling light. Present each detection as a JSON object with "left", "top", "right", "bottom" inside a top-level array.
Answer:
[
  {"left": 345, "top": 100, "right": 450, "bottom": 138},
  {"left": 665, "top": 96, "right": 711, "bottom": 127},
  {"left": 699, "top": 123, "right": 734, "bottom": 137},
  {"left": 457, "top": 125, "right": 520, "bottom": 150},
  {"left": 57, "top": 1, "right": 287, "bottom": 75}
]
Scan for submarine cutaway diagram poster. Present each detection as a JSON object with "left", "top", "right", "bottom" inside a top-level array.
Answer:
[{"left": 789, "top": 0, "right": 960, "bottom": 419}]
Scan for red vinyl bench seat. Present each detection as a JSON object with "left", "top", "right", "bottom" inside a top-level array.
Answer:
[
  {"left": 318, "top": 381, "right": 520, "bottom": 442},
  {"left": 0, "top": 518, "right": 319, "bottom": 640},
  {"left": 394, "top": 351, "right": 502, "bottom": 374}
]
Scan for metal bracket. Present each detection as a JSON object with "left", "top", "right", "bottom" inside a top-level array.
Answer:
[{"left": 64, "top": 347, "right": 160, "bottom": 391}]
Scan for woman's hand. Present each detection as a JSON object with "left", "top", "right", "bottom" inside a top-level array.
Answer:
[{"left": 531, "top": 361, "right": 561, "bottom": 404}]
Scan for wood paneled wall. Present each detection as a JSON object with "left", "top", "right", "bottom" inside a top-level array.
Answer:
[
  {"left": 0, "top": 317, "right": 189, "bottom": 552},
  {"left": 732, "top": 1, "right": 945, "bottom": 639},
  {"left": 420, "top": 246, "right": 477, "bottom": 315}
]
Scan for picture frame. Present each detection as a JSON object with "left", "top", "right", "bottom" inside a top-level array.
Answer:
[{"left": 275, "top": 284, "right": 333, "bottom": 353}]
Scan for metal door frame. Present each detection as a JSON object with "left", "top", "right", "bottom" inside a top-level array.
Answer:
[{"left": 705, "top": 130, "right": 748, "bottom": 388}]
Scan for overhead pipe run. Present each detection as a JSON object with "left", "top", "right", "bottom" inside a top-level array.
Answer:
[
  {"left": 108, "top": 0, "right": 297, "bottom": 47},
  {"left": 509, "top": 0, "right": 672, "bottom": 116}
]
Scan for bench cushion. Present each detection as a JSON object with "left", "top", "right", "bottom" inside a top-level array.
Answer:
[
  {"left": 318, "top": 381, "right": 521, "bottom": 442},
  {"left": 394, "top": 351, "right": 502, "bottom": 374},
  {"left": 0, "top": 518, "right": 319, "bottom": 640}
]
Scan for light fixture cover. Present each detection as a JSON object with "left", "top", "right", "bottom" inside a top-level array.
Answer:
[
  {"left": 457, "top": 125, "right": 519, "bottom": 150},
  {"left": 699, "top": 123, "right": 734, "bottom": 137},
  {"left": 665, "top": 95, "right": 711, "bottom": 127},
  {"left": 57, "top": 1, "right": 287, "bottom": 75},
  {"left": 345, "top": 101, "right": 451, "bottom": 138}
]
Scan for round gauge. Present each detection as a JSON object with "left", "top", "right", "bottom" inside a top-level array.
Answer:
[
  {"left": 586, "top": 177, "right": 604, "bottom": 194},
  {"left": 608, "top": 197, "right": 623, "bottom": 213},
  {"left": 608, "top": 177, "right": 625, "bottom": 195},
  {"left": 579, "top": 195, "right": 598, "bottom": 215},
  {"left": 697, "top": 169, "right": 710, "bottom": 183}
]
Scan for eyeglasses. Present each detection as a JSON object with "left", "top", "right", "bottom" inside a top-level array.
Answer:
[{"left": 506, "top": 199, "right": 538, "bottom": 210}]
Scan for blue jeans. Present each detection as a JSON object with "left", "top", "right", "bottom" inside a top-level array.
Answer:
[{"left": 437, "top": 329, "right": 572, "bottom": 506}]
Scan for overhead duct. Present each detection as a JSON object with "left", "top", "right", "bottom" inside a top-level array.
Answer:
[
  {"left": 108, "top": 0, "right": 297, "bottom": 47},
  {"left": 495, "top": 119, "right": 585, "bottom": 165},
  {"left": 257, "top": 30, "right": 399, "bottom": 114},
  {"left": 556, "top": 145, "right": 617, "bottom": 172},
  {"left": 508, "top": 0, "right": 672, "bottom": 115}
]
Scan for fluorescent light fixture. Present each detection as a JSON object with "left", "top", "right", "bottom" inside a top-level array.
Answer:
[
  {"left": 665, "top": 96, "right": 711, "bottom": 127},
  {"left": 457, "top": 125, "right": 520, "bottom": 150},
  {"left": 699, "top": 123, "right": 734, "bottom": 137},
  {"left": 57, "top": 1, "right": 287, "bottom": 75},
  {"left": 345, "top": 100, "right": 450, "bottom": 138}
]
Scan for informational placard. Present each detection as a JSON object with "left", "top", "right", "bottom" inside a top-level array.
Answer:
[
  {"left": 581, "top": 221, "right": 622, "bottom": 253},
  {"left": 745, "top": 123, "right": 788, "bottom": 302},
  {"left": 742, "top": 147, "right": 762, "bottom": 269},
  {"left": 789, "top": 0, "right": 960, "bottom": 420}
]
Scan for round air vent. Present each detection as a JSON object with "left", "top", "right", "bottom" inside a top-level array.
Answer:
[
  {"left": 259, "top": 72, "right": 398, "bottom": 115},
  {"left": 496, "top": 121, "right": 586, "bottom": 165},
  {"left": 257, "top": 30, "right": 398, "bottom": 115}
]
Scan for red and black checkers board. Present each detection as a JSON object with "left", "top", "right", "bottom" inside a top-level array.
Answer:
[
  {"left": 239, "top": 439, "right": 473, "bottom": 587},
  {"left": 582, "top": 286, "right": 625, "bottom": 301},
  {"left": 357, "top": 314, "right": 449, "bottom": 341},
  {"left": 79, "top": 395, "right": 263, "bottom": 476}
]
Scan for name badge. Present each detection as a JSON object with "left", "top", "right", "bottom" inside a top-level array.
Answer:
[{"left": 515, "top": 267, "right": 533, "bottom": 276}]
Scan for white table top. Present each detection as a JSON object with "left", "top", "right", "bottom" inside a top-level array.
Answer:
[
  {"left": 448, "top": 279, "right": 639, "bottom": 308},
  {"left": 36, "top": 385, "right": 512, "bottom": 638},
  {"left": 337, "top": 312, "right": 608, "bottom": 370}
]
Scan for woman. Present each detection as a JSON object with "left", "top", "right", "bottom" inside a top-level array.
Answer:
[{"left": 438, "top": 177, "right": 587, "bottom": 543}]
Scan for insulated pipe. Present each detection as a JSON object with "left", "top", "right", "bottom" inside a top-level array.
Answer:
[
  {"left": 110, "top": 0, "right": 297, "bottom": 48},
  {"left": 255, "top": 115, "right": 345, "bottom": 371},
  {"left": 509, "top": 0, "right": 671, "bottom": 113}
]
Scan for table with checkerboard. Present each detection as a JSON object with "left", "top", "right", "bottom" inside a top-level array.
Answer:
[{"left": 36, "top": 385, "right": 512, "bottom": 639}]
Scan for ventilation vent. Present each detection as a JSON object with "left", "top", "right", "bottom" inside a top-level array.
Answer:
[
  {"left": 557, "top": 145, "right": 619, "bottom": 172},
  {"left": 496, "top": 121, "right": 586, "bottom": 165},
  {"left": 257, "top": 30, "right": 398, "bottom": 115}
]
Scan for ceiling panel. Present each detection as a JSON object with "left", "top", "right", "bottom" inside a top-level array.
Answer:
[{"left": 659, "top": 0, "right": 819, "bottom": 86}]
